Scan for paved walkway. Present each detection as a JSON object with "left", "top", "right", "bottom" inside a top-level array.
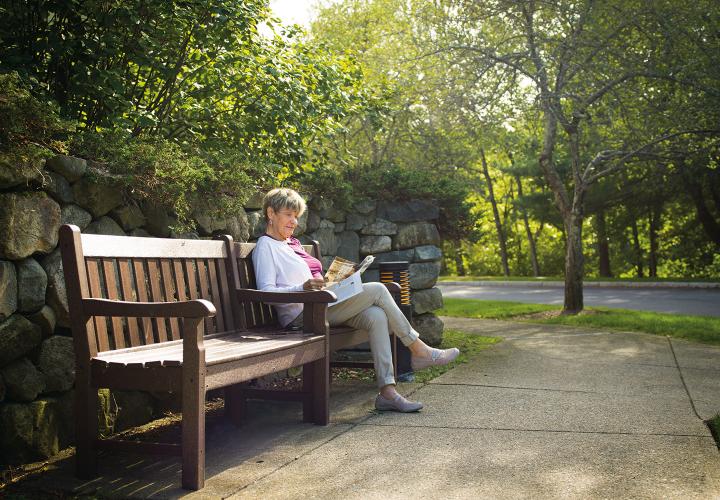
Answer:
[{"left": 9, "top": 318, "right": 720, "bottom": 498}]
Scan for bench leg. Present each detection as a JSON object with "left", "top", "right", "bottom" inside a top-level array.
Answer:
[
  {"left": 182, "top": 318, "right": 207, "bottom": 490},
  {"left": 75, "top": 381, "right": 98, "bottom": 478},
  {"left": 225, "top": 383, "right": 248, "bottom": 426},
  {"left": 303, "top": 359, "right": 329, "bottom": 425},
  {"left": 182, "top": 372, "right": 206, "bottom": 490}
]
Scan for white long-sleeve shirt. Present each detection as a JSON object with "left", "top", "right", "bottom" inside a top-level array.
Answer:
[{"left": 252, "top": 235, "right": 311, "bottom": 326}]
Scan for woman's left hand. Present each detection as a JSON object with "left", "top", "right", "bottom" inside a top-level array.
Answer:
[{"left": 302, "top": 278, "right": 326, "bottom": 291}]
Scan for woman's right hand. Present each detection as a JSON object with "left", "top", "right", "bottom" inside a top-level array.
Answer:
[{"left": 302, "top": 278, "right": 326, "bottom": 291}]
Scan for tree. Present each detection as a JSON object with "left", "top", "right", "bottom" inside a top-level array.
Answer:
[{"left": 418, "top": 0, "right": 720, "bottom": 311}]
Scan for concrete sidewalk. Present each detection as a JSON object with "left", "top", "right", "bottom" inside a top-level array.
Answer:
[{"left": 7, "top": 318, "right": 720, "bottom": 499}]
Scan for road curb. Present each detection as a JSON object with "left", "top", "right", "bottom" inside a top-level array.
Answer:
[{"left": 439, "top": 280, "right": 720, "bottom": 289}]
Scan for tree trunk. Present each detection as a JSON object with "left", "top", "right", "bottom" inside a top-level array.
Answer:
[
  {"left": 648, "top": 204, "right": 662, "bottom": 277},
  {"left": 480, "top": 148, "right": 510, "bottom": 276},
  {"left": 563, "top": 211, "right": 585, "bottom": 314},
  {"left": 685, "top": 179, "right": 720, "bottom": 246},
  {"left": 630, "top": 218, "right": 644, "bottom": 278},
  {"left": 595, "top": 208, "right": 612, "bottom": 277},
  {"left": 513, "top": 170, "right": 541, "bottom": 276},
  {"left": 454, "top": 248, "right": 466, "bottom": 276}
]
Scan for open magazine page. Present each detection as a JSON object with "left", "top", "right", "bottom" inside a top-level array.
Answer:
[
  {"left": 324, "top": 255, "right": 375, "bottom": 283},
  {"left": 323, "top": 255, "right": 375, "bottom": 304}
]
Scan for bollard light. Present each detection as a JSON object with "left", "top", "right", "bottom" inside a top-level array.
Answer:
[{"left": 378, "top": 261, "right": 413, "bottom": 380}]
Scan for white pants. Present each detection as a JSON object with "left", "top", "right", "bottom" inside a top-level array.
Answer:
[{"left": 327, "top": 282, "right": 420, "bottom": 387}]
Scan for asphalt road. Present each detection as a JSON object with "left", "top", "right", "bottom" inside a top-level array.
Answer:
[{"left": 438, "top": 283, "right": 720, "bottom": 317}]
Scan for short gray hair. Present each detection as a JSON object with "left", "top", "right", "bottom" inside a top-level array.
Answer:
[{"left": 262, "top": 188, "right": 307, "bottom": 221}]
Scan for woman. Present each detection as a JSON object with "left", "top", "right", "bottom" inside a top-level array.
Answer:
[{"left": 252, "top": 188, "right": 459, "bottom": 412}]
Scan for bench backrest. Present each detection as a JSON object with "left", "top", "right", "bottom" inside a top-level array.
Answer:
[
  {"left": 232, "top": 240, "right": 321, "bottom": 328},
  {"left": 60, "top": 225, "right": 238, "bottom": 356}
]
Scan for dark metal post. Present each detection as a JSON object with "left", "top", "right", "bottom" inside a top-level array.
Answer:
[{"left": 378, "top": 261, "right": 413, "bottom": 381}]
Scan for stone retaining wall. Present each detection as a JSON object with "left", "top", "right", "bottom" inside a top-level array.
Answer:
[{"left": 0, "top": 155, "right": 444, "bottom": 465}]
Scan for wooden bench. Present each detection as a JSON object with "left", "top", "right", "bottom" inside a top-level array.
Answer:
[{"left": 59, "top": 225, "right": 335, "bottom": 490}]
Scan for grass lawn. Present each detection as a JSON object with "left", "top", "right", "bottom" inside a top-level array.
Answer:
[
  {"left": 439, "top": 298, "right": 720, "bottom": 346},
  {"left": 439, "top": 275, "right": 720, "bottom": 284}
]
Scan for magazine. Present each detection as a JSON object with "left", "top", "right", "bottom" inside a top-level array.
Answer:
[{"left": 323, "top": 255, "right": 374, "bottom": 303}]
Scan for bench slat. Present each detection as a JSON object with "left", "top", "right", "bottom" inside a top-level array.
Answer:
[
  {"left": 161, "top": 259, "right": 181, "bottom": 341},
  {"left": 118, "top": 258, "right": 141, "bottom": 346},
  {"left": 147, "top": 259, "right": 168, "bottom": 342},
  {"left": 215, "top": 259, "right": 234, "bottom": 333},
  {"left": 196, "top": 260, "right": 215, "bottom": 333},
  {"left": 81, "top": 233, "right": 227, "bottom": 258},
  {"left": 103, "top": 258, "right": 126, "bottom": 349},
  {"left": 93, "top": 332, "right": 323, "bottom": 367},
  {"left": 207, "top": 259, "right": 225, "bottom": 332},
  {"left": 132, "top": 259, "right": 155, "bottom": 345},
  {"left": 86, "top": 258, "right": 109, "bottom": 352}
]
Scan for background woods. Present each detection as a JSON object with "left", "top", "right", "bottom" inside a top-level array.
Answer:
[{"left": 2, "top": 0, "right": 719, "bottom": 315}]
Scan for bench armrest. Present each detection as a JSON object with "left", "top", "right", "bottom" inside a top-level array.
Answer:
[
  {"left": 235, "top": 288, "right": 337, "bottom": 304},
  {"left": 383, "top": 282, "right": 401, "bottom": 293},
  {"left": 82, "top": 298, "right": 217, "bottom": 318}
]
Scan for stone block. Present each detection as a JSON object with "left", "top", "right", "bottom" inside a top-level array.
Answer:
[
  {"left": 393, "top": 222, "right": 441, "bottom": 250},
  {"left": 377, "top": 199, "right": 439, "bottom": 222},
  {"left": 320, "top": 205, "right": 346, "bottom": 223},
  {"left": 0, "top": 192, "right": 61, "bottom": 259},
  {"left": 305, "top": 212, "right": 321, "bottom": 233},
  {"left": 415, "top": 244, "right": 442, "bottom": 262},
  {"left": 225, "top": 208, "right": 250, "bottom": 242},
  {"left": 72, "top": 177, "right": 123, "bottom": 218},
  {"left": 353, "top": 200, "right": 376, "bottom": 214},
  {"left": 0, "top": 147, "right": 45, "bottom": 189},
  {"left": 0, "top": 373, "right": 5, "bottom": 402},
  {"left": 110, "top": 204, "right": 146, "bottom": 231},
  {"left": 346, "top": 212, "right": 372, "bottom": 231},
  {"left": 411, "top": 287, "right": 444, "bottom": 315},
  {"left": 129, "top": 228, "right": 151, "bottom": 237},
  {"left": 310, "top": 228, "right": 338, "bottom": 256},
  {"left": 245, "top": 192, "right": 264, "bottom": 209},
  {"left": 17, "top": 257, "right": 47, "bottom": 313},
  {"left": 247, "top": 210, "right": 266, "bottom": 239},
  {"left": 85, "top": 215, "right": 125, "bottom": 236},
  {"left": 369, "top": 249, "right": 415, "bottom": 269},
  {"left": 1, "top": 357, "right": 46, "bottom": 401},
  {"left": 336, "top": 231, "right": 360, "bottom": 263},
  {"left": 37, "top": 335, "right": 75, "bottom": 393},
  {"left": 409, "top": 261, "right": 441, "bottom": 289},
  {"left": 27, "top": 306, "right": 56, "bottom": 338},
  {"left": 42, "top": 249, "right": 69, "bottom": 328},
  {"left": 333, "top": 222, "right": 345, "bottom": 233},
  {"left": 360, "top": 235, "right": 392, "bottom": 255},
  {"left": 362, "top": 218, "right": 397, "bottom": 236},
  {"left": 0, "top": 260, "right": 18, "bottom": 319},
  {"left": 43, "top": 170, "right": 74, "bottom": 204},
  {"left": 97, "top": 388, "right": 118, "bottom": 437},
  {"left": 411, "top": 312, "right": 444, "bottom": 346},
  {"left": 112, "top": 390, "right": 156, "bottom": 432},
  {"left": 141, "top": 201, "right": 175, "bottom": 237},
  {"left": 60, "top": 204, "right": 92, "bottom": 230},
  {"left": 295, "top": 210, "right": 308, "bottom": 237},
  {"left": 45, "top": 155, "right": 87, "bottom": 182},
  {"left": 0, "top": 403, "right": 34, "bottom": 464},
  {"left": 30, "top": 398, "right": 60, "bottom": 458},
  {"left": 0, "top": 314, "right": 42, "bottom": 367}
]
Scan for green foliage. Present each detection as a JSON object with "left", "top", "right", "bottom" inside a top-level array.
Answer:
[
  {"left": 1, "top": 1, "right": 364, "bottom": 169},
  {"left": 71, "top": 130, "right": 270, "bottom": 229},
  {"left": 0, "top": 72, "right": 73, "bottom": 154},
  {"left": 439, "top": 298, "right": 556, "bottom": 320},
  {"left": 440, "top": 298, "right": 720, "bottom": 346}
]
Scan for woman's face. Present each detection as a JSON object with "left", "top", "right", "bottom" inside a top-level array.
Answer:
[{"left": 268, "top": 207, "right": 299, "bottom": 240}]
